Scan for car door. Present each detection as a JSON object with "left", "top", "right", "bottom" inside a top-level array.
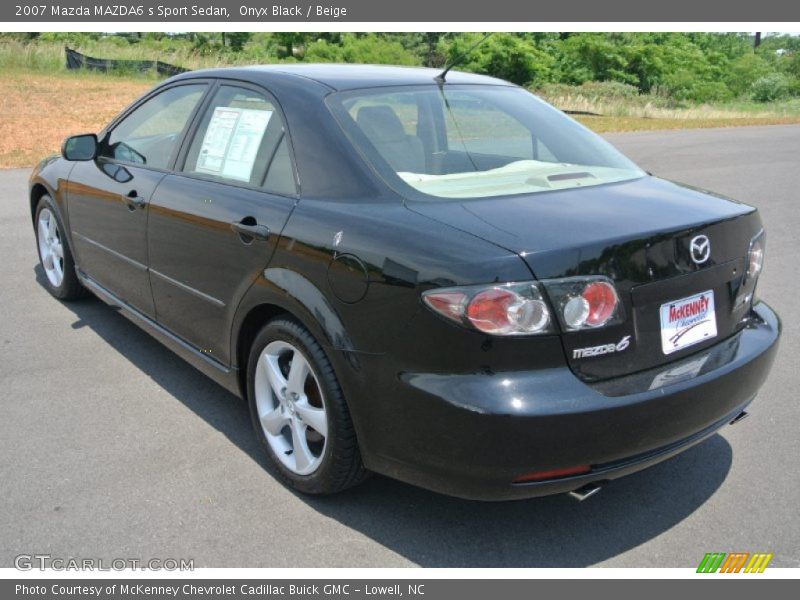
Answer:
[
  {"left": 147, "top": 82, "right": 299, "bottom": 364},
  {"left": 66, "top": 82, "right": 209, "bottom": 318}
]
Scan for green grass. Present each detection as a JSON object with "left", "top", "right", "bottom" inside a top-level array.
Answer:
[
  {"left": 0, "top": 39, "right": 276, "bottom": 75},
  {"left": 534, "top": 89, "right": 800, "bottom": 121},
  {"left": 575, "top": 114, "right": 800, "bottom": 133}
]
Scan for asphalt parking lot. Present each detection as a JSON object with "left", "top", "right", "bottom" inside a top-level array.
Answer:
[{"left": 1, "top": 125, "right": 798, "bottom": 568}]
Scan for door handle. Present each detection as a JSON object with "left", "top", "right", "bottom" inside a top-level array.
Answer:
[
  {"left": 231, "top": 220, "right": 271, "bottom": 242},
  {"left": 123, "top": 190, "right": 146, "bottom": 210}
]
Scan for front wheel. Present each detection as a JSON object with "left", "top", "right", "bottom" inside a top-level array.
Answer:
[
  {"left": 246, "top": 317, "right": 367, "bottom": 494},
  {"left": 34, "top": 195, "right": 87, "bottom": 300}
]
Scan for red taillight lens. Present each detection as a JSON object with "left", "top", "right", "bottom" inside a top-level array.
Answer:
[
  {"left": 466, "top": 288, "right": 518, "bottom": 334},
  {"left": 582, "top": 281, "right": 618, "bottom": 327},
  {"left": 559, "top": 279, "right": 620, "bottom": 330},
  {"left": 512, "top": 465, "right": 591, "bottom": 484},
  {"left": 466, "top": 288, "right": 550, "bottom": 335},
  {"left": 422, "top": 282, "right": 552, "bottom": 336}
]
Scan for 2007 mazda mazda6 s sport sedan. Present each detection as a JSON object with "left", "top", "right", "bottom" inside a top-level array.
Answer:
[{"left": 29, "top": 65, "right": 780, "bottom": 501}]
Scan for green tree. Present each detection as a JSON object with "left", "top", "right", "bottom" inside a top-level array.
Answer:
[
  {"left": 439, "top": 33, "right": 553, "bottom": 85},
  {"left": 726, "top": 53, "right": 774, "bottom": 95},
  {"left": 226, "top": 33, "right": 252, "bottom": 52},
  {"left": 751, "top": 73, "right": 790, "bottom": 101},
  {"left": 274, "top": 33, "right": 309, "bottom": 59},
  {"left": 305, "top": 34, "right": 418, "bottom": 65}
]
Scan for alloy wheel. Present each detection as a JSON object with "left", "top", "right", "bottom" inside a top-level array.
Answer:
[
  {"left": 254, "top": 340, "right": 328, "bottom": 475},
  {"left": 37, "top": 208, "right": 64, "bottom": 288}
]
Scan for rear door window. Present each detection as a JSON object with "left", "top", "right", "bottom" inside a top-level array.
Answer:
[{"left": 182, "top": 85, "right": 296, "bottom": 194}]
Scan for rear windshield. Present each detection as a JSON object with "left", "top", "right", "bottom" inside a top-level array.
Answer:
[{"left": 328, "top": 85, "right": 645, "bottom": 200}]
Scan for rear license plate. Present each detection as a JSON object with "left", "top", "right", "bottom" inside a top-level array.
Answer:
[{"left": 659, "top": 290, "right": 717, "bottom": 355}]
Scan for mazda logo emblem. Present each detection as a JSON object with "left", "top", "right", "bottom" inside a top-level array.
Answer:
[{"left": 690, "top": 235, "right": 711, "bottom": 264}]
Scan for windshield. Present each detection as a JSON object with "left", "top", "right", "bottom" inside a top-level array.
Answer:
[{"left": 329, "top": 85, "right": 645, "bottom": 200}]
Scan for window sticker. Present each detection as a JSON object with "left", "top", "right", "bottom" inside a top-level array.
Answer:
[{"left": 196, "top": 107, "right": 272, "bottom": 182}]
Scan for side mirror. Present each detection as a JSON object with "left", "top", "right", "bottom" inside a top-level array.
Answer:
[{"left": 62, "top": 134, "right": 98, "bottom": 161}]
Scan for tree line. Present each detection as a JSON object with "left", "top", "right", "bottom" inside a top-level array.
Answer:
[{"left": 16, "top": 32, "right": 800, "bottom": 103}]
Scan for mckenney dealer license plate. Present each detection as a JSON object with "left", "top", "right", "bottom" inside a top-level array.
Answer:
[{"left": 659, "top": 290, "right": 717, "bottom": 355}]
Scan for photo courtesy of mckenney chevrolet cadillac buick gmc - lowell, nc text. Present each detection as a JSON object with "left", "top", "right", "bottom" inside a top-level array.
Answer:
[{"left": 28, "top": 64, "right": 780, "bottom": 501}]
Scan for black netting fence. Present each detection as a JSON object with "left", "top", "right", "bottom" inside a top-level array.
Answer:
[{"left": 65, "top": 47, "right": 188, "bottom": 77}]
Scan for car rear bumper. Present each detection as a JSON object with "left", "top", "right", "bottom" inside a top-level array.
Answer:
[{"left": 365, "top": 301, "right": 780, "bottom": 501}]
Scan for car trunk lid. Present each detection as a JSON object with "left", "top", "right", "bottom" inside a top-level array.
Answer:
[{"left": 407, "top": 176, "right": 762, "bottom": 381}]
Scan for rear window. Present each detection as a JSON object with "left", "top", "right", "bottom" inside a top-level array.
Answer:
[{"left": 328, "top": 85, "right": 645, "bottom": 200}]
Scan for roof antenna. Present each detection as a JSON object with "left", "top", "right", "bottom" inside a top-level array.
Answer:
[{"left": 435, "top": 33, "right": 493, "bottom": 85}]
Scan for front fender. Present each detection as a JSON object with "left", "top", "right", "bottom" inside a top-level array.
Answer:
[{"left": 28, "top": 155, "right": 74, "bottom": 232}]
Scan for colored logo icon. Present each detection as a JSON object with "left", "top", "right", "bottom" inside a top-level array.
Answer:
[{"left": 697, "top": 552, "right": 773, "bottom": 573}]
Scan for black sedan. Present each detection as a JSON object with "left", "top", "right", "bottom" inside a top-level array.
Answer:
[{"left": 28, "top": 65, "right": 780, "bottom": 501}]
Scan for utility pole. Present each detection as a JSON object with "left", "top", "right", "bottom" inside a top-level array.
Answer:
[{"left": 754, "top": 32, "right": 762, "bottom": 50}]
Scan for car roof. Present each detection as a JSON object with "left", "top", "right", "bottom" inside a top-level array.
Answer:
[{"left": 173, "top": 64, "right": 514, "bottom": 91}]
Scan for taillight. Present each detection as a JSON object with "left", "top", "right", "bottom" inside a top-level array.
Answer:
[
  {"left": 542, "top": 276, "right": 624, "bottom": 331},
  {"left": 736, "top": 229, "right": 765, "bottom": 309},
  {"left": 747, "top": 235, "right": 764, "bottom": 280},
  {"left": 562, "top": 281, "right": 618, "bottom": 329},
  {"left": 423, "top": 282, "right": 553, "bottom": 336},
  {"left": 466, "top": 288, "right": 550, "bottom": 334},
  {"left": 422, "top": 277, "right": 623, "bottom": 336},
  {"left": 423, "top": 290, "right": 466, "bottom": 323}
]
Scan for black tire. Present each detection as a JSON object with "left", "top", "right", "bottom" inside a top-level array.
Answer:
[
  {"left": 246, "top": 317, "right": 368, "bottom": 494},
  {"left": 34, "top": 195, "right": 88, "bottom": 301}
]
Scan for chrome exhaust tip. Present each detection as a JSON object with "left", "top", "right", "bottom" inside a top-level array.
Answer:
[
  {"left": 730, "top": 410, "right": 750, "bottom": 425},
  {"left": 568, "top": 482, "right": 602, "bottom": 502}
]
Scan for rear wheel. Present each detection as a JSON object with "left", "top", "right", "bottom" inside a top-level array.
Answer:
[
  {"left": 247, "top": 317, "right": 367, "bottom": 494},
  {"left": 34, "top": 196, "right": 87, "bottom": 300}
]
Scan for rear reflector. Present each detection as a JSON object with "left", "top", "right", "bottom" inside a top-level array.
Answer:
[{"left": 512, "top": 465, "right": 591, "bottom": 484}]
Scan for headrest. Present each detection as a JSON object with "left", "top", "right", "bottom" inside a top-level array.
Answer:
[{"left": 356, "top": 105, "right": 408, "bottom": 143}]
